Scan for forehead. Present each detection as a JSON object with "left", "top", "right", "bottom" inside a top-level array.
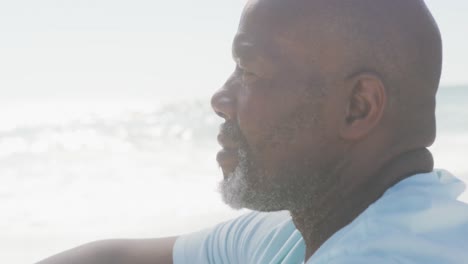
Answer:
[
  {"left": 233, "top": 2, "right": 278, "bottom": 60},
  {"left": 236, "top": 0, "right": 296, "bottom": 44},
  {"left": 233, "top": 0, "right": 314, "bottom": 73}
]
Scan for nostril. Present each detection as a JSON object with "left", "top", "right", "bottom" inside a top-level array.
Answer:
[{"left": 215, "top": 111, "right": 228, "bottom": 119}]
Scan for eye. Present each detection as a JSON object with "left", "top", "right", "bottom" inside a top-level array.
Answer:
[
  {"left": 236, "top": 66, "right": 257, "bottom": 83},
  {"left": 243, "top": 70, "right": 256, "bottom": 79}
]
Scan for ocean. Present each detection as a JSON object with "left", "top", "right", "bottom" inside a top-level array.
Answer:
[{"left": 1, "top": 85, "right": 467, "bottom": 264}]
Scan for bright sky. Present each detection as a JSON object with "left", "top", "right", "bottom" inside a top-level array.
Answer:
[{"left": 0, "top": 0, "right": 466, "bottom": 105}]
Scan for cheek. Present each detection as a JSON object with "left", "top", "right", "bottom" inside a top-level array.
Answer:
[
  {"left": 236, "top": 82, "right": 323, "bottom": 167},
  {"left": 236, "top": 81, "right": 294, "bottom": 146}
]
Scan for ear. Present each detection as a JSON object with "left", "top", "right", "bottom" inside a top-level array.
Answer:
[{"left": 340, "top": 73, "right": 387, "bottom": 140}]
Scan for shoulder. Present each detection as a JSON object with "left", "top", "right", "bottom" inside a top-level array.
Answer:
[
  {"left": 314, "top": 170, "right": 468, "bottom": 264},
  {"left": 173, "top": 210, "right": 303, "bottom": 264}
]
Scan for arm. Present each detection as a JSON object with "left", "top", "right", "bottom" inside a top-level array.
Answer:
[{"left": 35, "top": 236, "right": 178, "bottom": 264}]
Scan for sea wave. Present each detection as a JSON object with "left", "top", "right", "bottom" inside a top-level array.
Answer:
[{"left": 0, "top": 100, "right": 219, "bottom": 158}]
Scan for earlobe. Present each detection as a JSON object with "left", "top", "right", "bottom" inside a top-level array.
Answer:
[{"left": 341, "top": 73, "right": 387, "bottom": 141}]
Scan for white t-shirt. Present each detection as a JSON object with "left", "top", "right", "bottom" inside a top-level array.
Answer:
[{"left": 173, "top": 170, "right": 468, "bottom": 263}]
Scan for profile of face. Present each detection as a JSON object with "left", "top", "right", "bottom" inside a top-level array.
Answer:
[
  {"left": 211, "top": 0, "right": 345, "bottom": 212},
  {"left": 211, "top": 0, "right": 442, "bottom": 214}
]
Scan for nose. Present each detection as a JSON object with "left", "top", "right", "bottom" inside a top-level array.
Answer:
[{"left": 211, "top": 78, "right": 237, "bottom": 120}]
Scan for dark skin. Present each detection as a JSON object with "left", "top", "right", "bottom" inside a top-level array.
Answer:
[
  {"left": 212, "top": 0, "right": 441, "bottom": 261},
  {"left": 37, "top": 0, "right": 442, "bottom": 263},
  {"left": 295, "top": 149, "right": 434, "bottom": 259},
  {"left": 36, "top": 237, "right": 177, "bottom": 264}
]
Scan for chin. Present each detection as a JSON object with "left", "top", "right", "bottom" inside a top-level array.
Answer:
[{"left": 219, "top": 166, "right": 290, "bottom": 212}]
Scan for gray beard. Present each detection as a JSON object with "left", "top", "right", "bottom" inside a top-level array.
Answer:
[
  {"left": 217, "top": 101, "right": 336, "bottom": 213},
  {"left": 219, "top": 148, "right": 279, "bottom": 211},
  {"left": 219, "top": 147, "right": 332, "bottom": 213}
]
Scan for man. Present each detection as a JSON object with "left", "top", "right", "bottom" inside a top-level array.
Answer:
[{"left": 38, "top": 0, "right": 468, "bottom": 263}]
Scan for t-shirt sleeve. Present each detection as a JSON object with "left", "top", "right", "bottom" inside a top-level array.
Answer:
[{"left": 172, "top": 211, "right": 295, "bottom": 264}]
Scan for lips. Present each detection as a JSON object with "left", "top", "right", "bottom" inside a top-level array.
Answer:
[
  {"left": 217, "top": 132, "right": 239, "bottom": 149},
  {"left": 216, "top": 148, "right": 239, "bottom": 172},
  {"left": 216, "top": 135, "right": 240, "bottom": 174},
  {"left": 216, "top": 122, "right": 243, "bottom": 174}
]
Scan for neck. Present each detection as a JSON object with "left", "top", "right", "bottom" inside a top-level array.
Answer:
[{"left": 291, "top": 148, "right": 434, "bottom": 261}]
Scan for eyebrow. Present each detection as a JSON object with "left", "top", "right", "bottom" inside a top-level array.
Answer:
[
  {"left": 232, "top": 34, "right": 257, "bottom": 62},
  {"left": 231, "top": 34, "right": 277, "bottom": 76}
]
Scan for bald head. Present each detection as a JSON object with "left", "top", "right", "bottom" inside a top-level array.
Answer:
[
  {"left": 240, "top": 0, "right": 442, "bottom": 147},
  {"left": 213, "top": 0, "right": 441, "bottom": 214}
]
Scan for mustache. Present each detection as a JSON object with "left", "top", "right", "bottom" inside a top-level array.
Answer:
[{"left": 220, "top": 121, "right": 247, "bottom": 147}]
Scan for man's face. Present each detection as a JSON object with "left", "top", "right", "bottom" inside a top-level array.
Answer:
[{"left": 212, "top": 0, "right": 343, "bottom": 212}]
